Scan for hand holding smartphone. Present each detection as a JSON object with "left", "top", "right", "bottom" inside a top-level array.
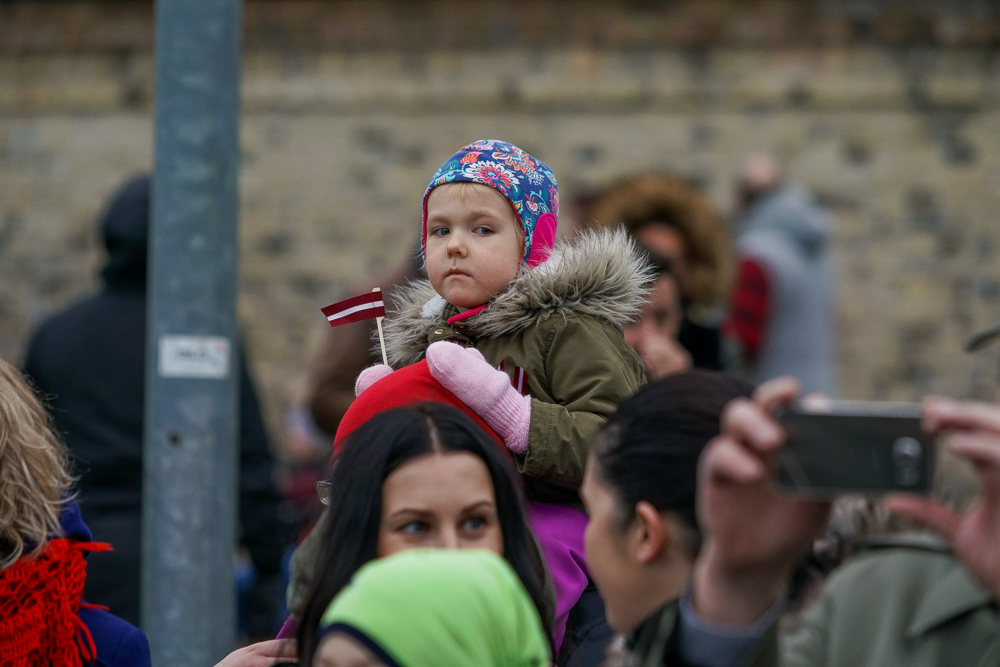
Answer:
[{"left": 774, "top": 400, "right": 934, "bottom": 497}]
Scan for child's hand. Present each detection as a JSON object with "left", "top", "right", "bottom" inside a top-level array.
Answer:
[
  {"left": 425, "top": 341, "right": 531, "bottom": 454},
  {"left": 354, "top": 364, "right": 394, "bottom": 397}
]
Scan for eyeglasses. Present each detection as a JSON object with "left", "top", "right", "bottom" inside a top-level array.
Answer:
[{"left": 314, "top": 480, "right": 333, "bottom": 506}]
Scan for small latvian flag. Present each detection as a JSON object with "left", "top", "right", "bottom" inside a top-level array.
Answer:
[{"left": 321, "top": 290, "right": 386, "bottom": 327}]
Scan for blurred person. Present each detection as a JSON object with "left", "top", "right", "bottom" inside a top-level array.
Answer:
[
  {"left": 623, "top": 257, "right": 691, "bottom": 380},
  {"left": 277, "top": 405, "right": 333, "bottom": 546},
  {"left": 723, "top": 155, "right": 837, "bottom": 395},
  {"left": 0, "top": 357, "right": 151, "bottom": 666},
  {"left": 656, "top": 378, "right": 999, "bottom": 666},
  {"left": 585, "top": 174, "right": 731, "bottom": 371},
  {"left": 311, "top": 550, "right": 550, "bottom": 667},
  {"left": 292, "top": 403, "right": 553, "bottom": 663},
  {"left": 579, "top": 371, "right": 753, "bottom": 665},
  {"left": 21, "top": 174, "right": 287, "bottom": 636}
]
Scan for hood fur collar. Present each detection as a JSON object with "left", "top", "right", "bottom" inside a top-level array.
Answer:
[{"left": 381, "top": 228, "right": 654, "bottom": 367}]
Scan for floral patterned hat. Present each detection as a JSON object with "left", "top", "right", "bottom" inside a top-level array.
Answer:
[{"left": 422, "top": 140, "right": 559, "bottom": 267}]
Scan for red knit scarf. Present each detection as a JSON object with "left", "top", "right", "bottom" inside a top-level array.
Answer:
[{"left": 0, "top": 537, "right": 112, "bottom": 667}]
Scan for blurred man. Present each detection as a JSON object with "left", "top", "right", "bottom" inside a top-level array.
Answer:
[
  {"left": 22, "top": 175, "right": 287, "bottom": 636},
  {"left": 724, "top": 155, "right": 837, "bottom": 394}
]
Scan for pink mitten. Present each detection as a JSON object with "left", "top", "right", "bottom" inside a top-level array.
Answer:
[
  {"left": 354, "top": 364, "right": 394, "bottom": 397},
  {"left": 425, "top": 341, "right": 531, "bottom": 454}
]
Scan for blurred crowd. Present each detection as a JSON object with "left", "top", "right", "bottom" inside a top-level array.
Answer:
[{"left": 2, "top": 139, "right": 996, "bottom": 667}]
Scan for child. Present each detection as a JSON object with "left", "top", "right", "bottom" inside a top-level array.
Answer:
[{"left": 375, "top": 140, "right": 651, "bottom": 655}]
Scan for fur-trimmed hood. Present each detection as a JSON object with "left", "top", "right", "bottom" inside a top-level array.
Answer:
[{"left": 381, "top": 227, "right": 654, "bottom": 368}]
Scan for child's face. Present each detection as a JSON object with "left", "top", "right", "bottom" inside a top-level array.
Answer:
[{"left": 424, "top": 184, "right": 523, "bottom": 310}]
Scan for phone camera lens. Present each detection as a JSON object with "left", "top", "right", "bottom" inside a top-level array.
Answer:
[{"left": 892, "top": 437, "right": 922, "bottom": 469}]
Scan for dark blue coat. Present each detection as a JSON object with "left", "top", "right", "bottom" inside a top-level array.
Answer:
[
  {"left": 60, "top": 499, "right": 152, "bottom": 667},
  {"left": 22, "top": 175, "right": 285, "bottom": 629}
]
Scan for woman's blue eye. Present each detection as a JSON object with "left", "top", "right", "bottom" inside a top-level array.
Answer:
[
  {"left": 474, "top": 226, "right": 494, "bottom": 235},
  {"left": 400, "top": 521, "right": 428, "bottom": 535},
  {"left": 430, "top": 227, "right": 449, "bottom": 237},
  {"left": 462, "top": 516, "right": 487, "bottom": 532}
]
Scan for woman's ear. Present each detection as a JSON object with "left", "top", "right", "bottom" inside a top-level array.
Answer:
[{"left": 633, "top": 501, "right": 672, "bottom": 565}]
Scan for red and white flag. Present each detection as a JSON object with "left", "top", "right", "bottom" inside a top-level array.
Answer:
[
  {"left": 321, "top": 290, "right": 386, "bottom": 327},
  {"left": 499, "top": 360, "right": 531, "bottom": 397}
]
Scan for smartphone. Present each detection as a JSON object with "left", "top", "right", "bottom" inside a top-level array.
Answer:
[{"left": 774, "top": 401, "right": 934, "bottom": 497}]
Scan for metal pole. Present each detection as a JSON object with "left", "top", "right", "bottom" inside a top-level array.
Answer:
[{"left": 143, "top": 1, "right": 242, "bottom": 664}]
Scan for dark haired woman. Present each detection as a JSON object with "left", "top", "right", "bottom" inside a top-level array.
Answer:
[
  {"left": 580, "top": 370, "right": 753, "bottom": 664},
  {"left": 583, "top": 175, "right": 731, "bottom": 372},
  {"left": 296, "top": 403, "right": 552, "bottom": 666}
]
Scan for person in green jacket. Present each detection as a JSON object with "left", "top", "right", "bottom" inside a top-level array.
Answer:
[
  {"left": 312, "top": 550, "right": 550, "bottom": 667},
  {"left": 652, "top": 377, "right": 1000, "bottom": 667}
]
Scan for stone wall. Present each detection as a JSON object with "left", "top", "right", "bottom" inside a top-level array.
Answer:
[{"left": 2, "top": 0, "right": 999, "bottom": 452}]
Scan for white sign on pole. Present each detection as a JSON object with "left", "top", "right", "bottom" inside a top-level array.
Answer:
[{"left": 158, "top": 335, "right": 230, "bottom": 379}]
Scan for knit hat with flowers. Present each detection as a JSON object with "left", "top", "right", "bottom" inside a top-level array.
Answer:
[{"left": 422, "top": 140, "right": 559, "bottom": 268}]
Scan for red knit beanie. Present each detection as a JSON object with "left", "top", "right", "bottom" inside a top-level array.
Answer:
[{"left": 333, "top": 359, "right": 507, "bottom": 460}]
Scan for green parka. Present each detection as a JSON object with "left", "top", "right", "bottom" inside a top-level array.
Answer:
[
  {"left": 381, "top": 227, "right": 651, "bottom": 506},
  {"left": 636, "top": 534, "right": 999, "bottom": 667}
]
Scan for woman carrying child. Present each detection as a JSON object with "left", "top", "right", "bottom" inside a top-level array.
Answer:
[
  {"left": 369, "top": 139, "right": 651, "bottom": 661},
  {"left": 292, "top": 402, "right": 553, "bottom": 664},
  {"left": 288, "top": 140, "right": 649, "bottom": 662}
]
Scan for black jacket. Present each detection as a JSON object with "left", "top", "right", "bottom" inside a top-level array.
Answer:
[{"left": 22, "top": 175, "right": 284, "bottom": 628}]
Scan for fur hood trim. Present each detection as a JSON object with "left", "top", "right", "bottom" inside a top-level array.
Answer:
[{"left": 381, "top": 228, "right": 654, "bottom": 368}]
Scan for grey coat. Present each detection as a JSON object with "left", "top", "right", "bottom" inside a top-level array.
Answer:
[{"left": 736, "top": 185, "right": 837, "bottom": 395}]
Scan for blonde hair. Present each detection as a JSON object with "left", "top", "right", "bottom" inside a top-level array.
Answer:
[
  {"left": 0, "top": 357, "right": 73, "bottom": 568},
  {"left": 429, "top": 181, "right": 526, "bottom": 247}
]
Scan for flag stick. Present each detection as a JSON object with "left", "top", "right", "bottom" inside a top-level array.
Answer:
[{"left": 373, "top": 287, "right": 389, "bottom": 366}]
